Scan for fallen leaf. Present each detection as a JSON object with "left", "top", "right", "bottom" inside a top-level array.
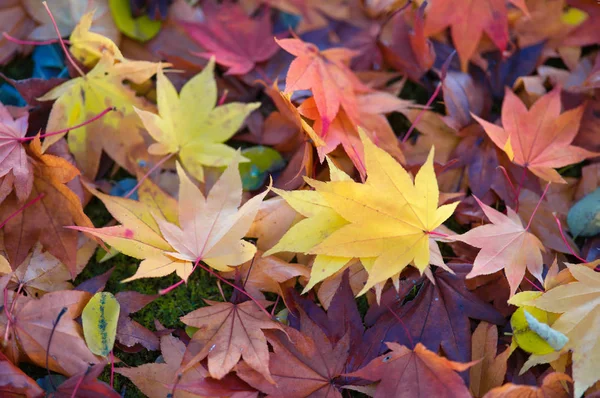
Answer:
[
  {"left": 0, "top": 137, "right": 94, "bottom": 277},
  {"left": 134, "top": 58, "right": 259, "bottom": 181},
  {"left": 277, "top": 37, "right": 370, "bottom": 135},
  {"left": 452, "top": 196, "right": 545, "bottom": 297},
  {"left": 473, "top": 87, "right": 598, "bottom": 183},
  {"left": 236, "top": 324, "right": 349, "bottom": 397},
  {"left": 82, "top": 292, "right": 120, "bottom": 357},
  {"left": 182, "top": 1, "right": 280, "bottom": 75},
  {"left": 345, "top": 342, "right": 474, "bottom": 397},
  {"left": 76, "top": 156, "right": 267, "bottom": 282},
  {"left": 38, "top": 52, "right": 158, "bottom": 179},
  {"left": 365, "top": 264, "right": 505, "bottom": 364},
  {"left": 181, "top": 299, "right": 283, "bottom": 382},
  {"left": 268, "top": 130, "right": 458, "bottom": 294}
]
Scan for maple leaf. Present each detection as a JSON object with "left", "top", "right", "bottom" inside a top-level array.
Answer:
[
  {"left": 181, "top": 299, "right": 283, "bottom": 382},
  {"left": 452, "top": 196, "right": 545, "bottom": 297},
  {"left": 470, "top": 321, "right": 511, "bottom": 397},
  {"left": 277, "top": 37, "right": 370, "bottom": 135},
  {"left": 0, "top": 103, "right": 33, "bottom": 203},
  {"left": 424, "top": 0, "right": 528, "bottom": 71},
  {"left": 483, "top": 372, "right": 572, "bottom": 398},
  {"left": 365, "top": 265, "right": 505, "bottom": 364},
  {"left": 473, "top": 87, "right": 599, "bottom": 183},
  {"left": 0, "top": 279, "right": 102, "bottom": 376},
  {"left": 240, "top": 269, "right": 442, "bottom": 397},
  {"left": 75, "top": 156, "right": 267, "bottom": 282},
  {"left": 116, "top": 322, "right": 209, "bottom": 398},
  {"left": 181, "top": 1, "right": 280, "bottom": 75},
  {"left": 268, "top": 130, "right": 458, "bottom": 294},
  {"left": 0, "top": 351, "right": 44, "bottom": 397},
  {"left": 38, "top": 52, "right": 160, "bottom": 179},
  {"left": 524, "top": 264, "right": 600, "bottom": 397},
  {"left": 236, "top": 322, "right": 350, "bottom": 397},
  {"left": 346, "top": 342, "right": 474, "bottom": 398},
  {"left": 115, "top": 291, "right": 159, "bottom": 351},
  {"left": 134, "top": 58, "right": 260, "bottom": 181},
  {"left": 0, "top": 137, "right": 94, "bottom": 277}
]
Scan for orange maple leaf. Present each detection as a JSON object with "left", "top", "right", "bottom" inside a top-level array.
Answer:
[{"left": 277, "top": 37, "right": 370, "bottom": 135}]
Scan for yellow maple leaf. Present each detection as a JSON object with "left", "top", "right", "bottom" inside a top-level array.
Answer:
[
  {"left": 522, "top": 264, "right": 600, "bottom": 398},
  {"left": 74, "top": 155, "right": 268, "bottom": 282},
  {"left": 266, "top": 130, "right": 458, "bottom": 295},
  {"left": 134, "top": 58, "right": 260, "bottom": 181},
  {"left": 38, "top": 52, "right": 162, "bottom": 179}
]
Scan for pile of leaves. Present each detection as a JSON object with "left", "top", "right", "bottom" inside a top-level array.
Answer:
[{"left": 0, "top": 0, "right": 599, "bottom": 397}]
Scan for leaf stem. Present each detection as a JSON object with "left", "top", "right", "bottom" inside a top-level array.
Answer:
[
  {"left": 523, "top": 275, "right": 543, "bottom": 292},
  {"left": 42, "top": 1, "right": 85, "bottom": 78},
  {"left": 497, "top": 166, "right": 518, "bottom": 206},
  {"left": 70, "top": 367, "right": 91, "bottom": 398},
  {"left": 0, "top": 193, "right": 45, "bottom": 230},
  {"left": 514, "top": 167, "right": 528, "bottom": 212},
  {"left": 218, "top": 89, "right": 229, "bottom": 105},
  {"left": 18, "top": 107, "right": 114, "bottom": 142},
  {"left": 402, "top": 50, "right": 455, "bottom": 144},
  {"left": 2, "top": 32, "right": 70, "bottom": 46},
  {"left": 124, "top": 153, "right": 175, "bottom": 199},
  {"left": 428, "top": 230, "right": 449, "bottom": 238},
  {"left": 552, "top": 214, "right": 586, "bottom": 263},
  {"left": 385, "top": 302, "right": 414, "bottom": 348},
  {"left": 525, "top": 182, "right": 550, "bottom": 231}
]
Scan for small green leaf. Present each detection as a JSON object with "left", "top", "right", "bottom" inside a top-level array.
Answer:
[
  {"left": 82, "top": 292, "right": 120, "bottom": 357},
  {"left": 567, "top": 188, "right": 600, "bottom": 238},
  {"left": 109, "top": 0, "right": 162, "bottom": 42},
  {"left": 239, "top": 146, "right": 285, "bottom": 190}
]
